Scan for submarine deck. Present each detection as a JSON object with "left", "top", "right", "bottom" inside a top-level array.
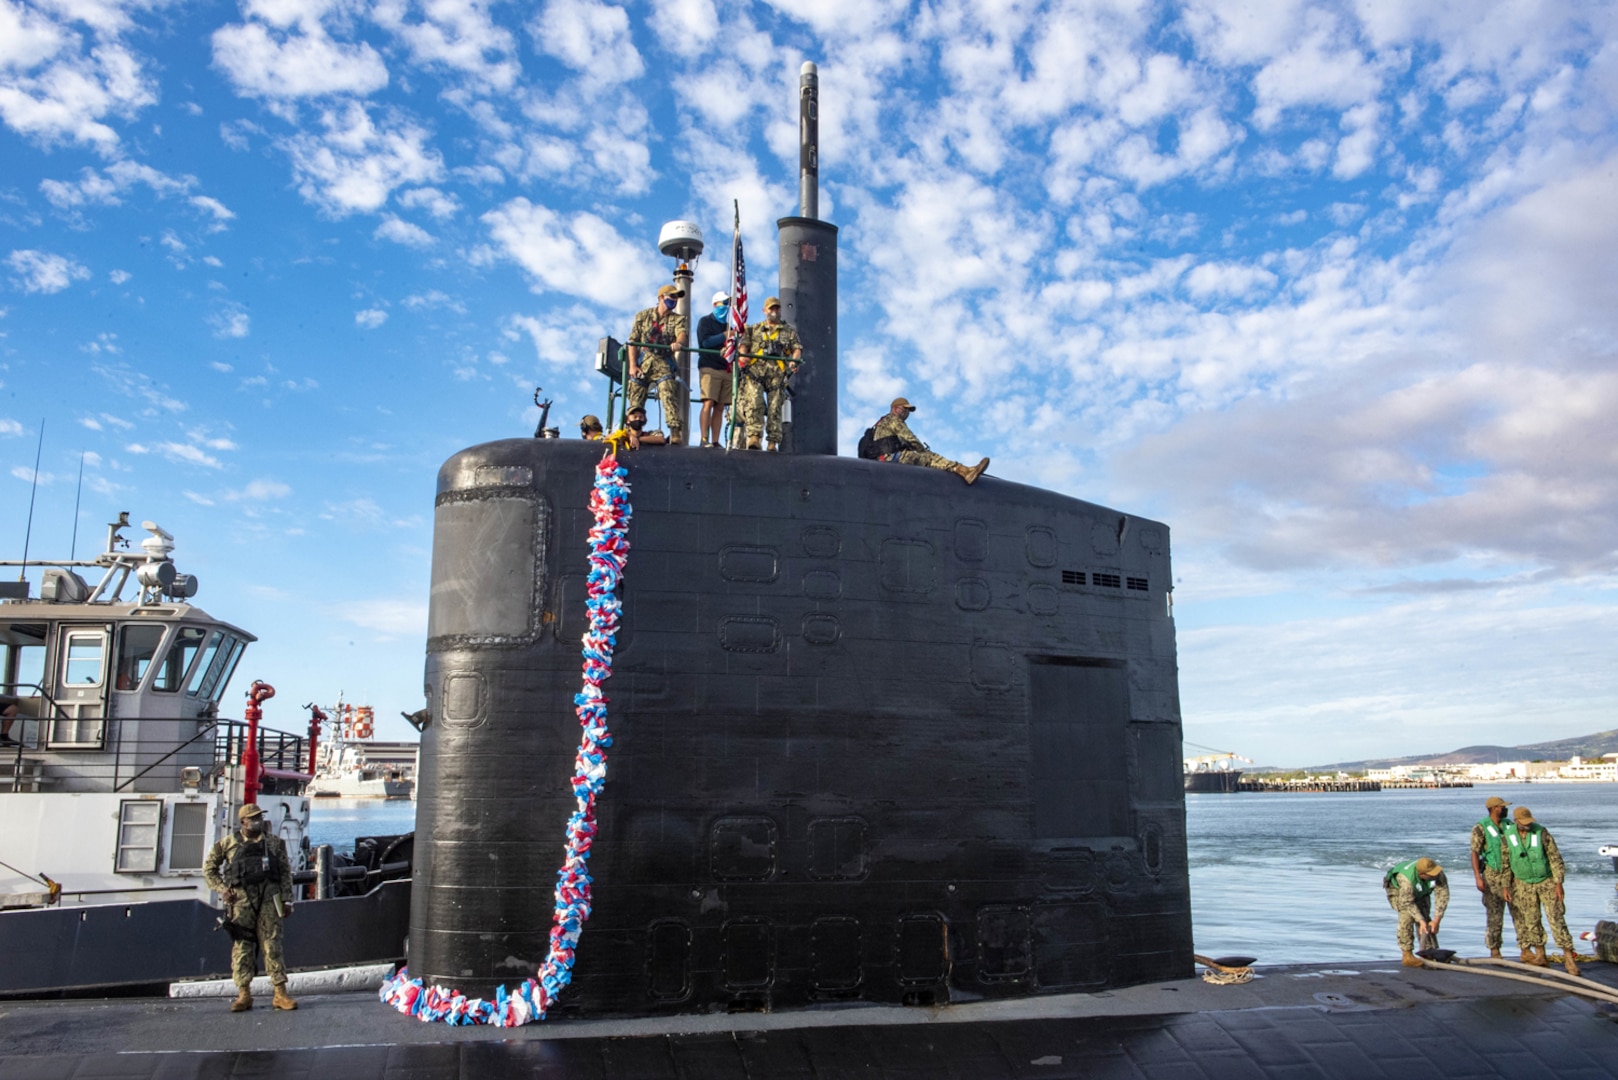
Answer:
[{"left": 2, "top": 960, "right": 1614, "bottom": 1078}]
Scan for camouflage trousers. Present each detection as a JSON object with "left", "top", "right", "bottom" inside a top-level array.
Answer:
[
  {"left": 893, "top": 449, "right": 956, "bottom": 471},
  {"left": 1480, "top": 867, "right": 1518, "bottom": 950},
  {"left": 1385, "top": 887, "right": 1432, "bottom": 951},
  {"left": 229, "top": 887, "right": 287, "bottom": 988},
  {"left": 626, "top": 355, "right": 685, "bottom": 440},
  {"left": 1509, "top": 878, "right": 1574, "bottom": 951},
  {"left": 736, "top": 362, "right": 787, "bottom": 445}
]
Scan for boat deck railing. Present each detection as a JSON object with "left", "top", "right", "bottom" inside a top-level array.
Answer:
[{"left": 1, "top": 715, "right": 308, "bottom": 794}]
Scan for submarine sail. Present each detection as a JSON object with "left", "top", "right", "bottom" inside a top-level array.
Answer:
[{"left": 407, "top": 62, "right": 1192, "bottom": 1016}]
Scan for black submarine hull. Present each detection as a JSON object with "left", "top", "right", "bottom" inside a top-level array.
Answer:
[{"left": 412, "top": 439, "right": 1191, "bottom": 1014}]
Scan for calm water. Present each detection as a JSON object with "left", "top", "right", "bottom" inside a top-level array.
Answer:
[{"left": 310, "top": 785, "right": 1618, "bottom": 964}]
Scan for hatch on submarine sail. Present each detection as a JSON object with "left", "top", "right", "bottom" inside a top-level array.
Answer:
[{"left": 408, "top": 61, "right": 1192, "bottom": 1016}]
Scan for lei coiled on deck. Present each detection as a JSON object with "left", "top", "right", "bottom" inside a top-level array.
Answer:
[{"left": 380, "top": 450, "right": 631, "bottom": 1026}]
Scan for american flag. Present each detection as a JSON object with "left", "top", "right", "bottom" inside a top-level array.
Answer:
[{"left": 724, "top": 202, "right": 747, "bottom": 366}]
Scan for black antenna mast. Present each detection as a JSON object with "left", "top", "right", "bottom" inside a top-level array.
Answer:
[
  {"left": 70, "top": 450, "right": 85, "bottom": 560},
  {"left": 17, "top": 418, "right": 44, "bottom": 585}
]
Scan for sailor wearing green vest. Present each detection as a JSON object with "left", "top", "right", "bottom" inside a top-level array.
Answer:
[
  {"left": 1383, "top": 856, "right": 1448, "bottom": 967},
  {"left": 1469, "top": 796, "right": 1518, "bottom": 958},
  {"left": 1504, "top": 805, "right": 1580, "bottom": 975}
]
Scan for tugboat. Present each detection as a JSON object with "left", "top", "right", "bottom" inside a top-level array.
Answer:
[{"left": 0, "top": 515, "right": 411, "bottom": 997}]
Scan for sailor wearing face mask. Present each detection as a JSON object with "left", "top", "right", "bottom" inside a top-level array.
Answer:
[
  {"left": 623, "top": 406, "right": 667, "bottom": 450},
  {"left": 625, "top": 284, "right": 689, "bottom": 445},
  {"left": 737, "top": 296, "right": 801, "bottom": 451},
  {"left": 203, "top": 804, "right": 297, "bottom": 1012}
]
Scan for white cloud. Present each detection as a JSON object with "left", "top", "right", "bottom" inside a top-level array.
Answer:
[
  {"left": 148, "top": 442, "right": 223, "bottom": 468},
  {"left": 373, "top": 0, "right": 518, "bottom": 91},
  {"left": 402, "top": 288, "right": 464, "bottom": 312},
  {"left": 338, "top": 597, "right": 427, "bottom": 636},
  {"left": 0, "top": 7, "right": 157, "bottom": 151},
  {"left": 281, "top": 102, "right": 444, "bottom": 215},
  {"left": 212, "top": 8, "right": 389, "bottom": 100},
  {"left": 6, "top": 249, "right": 90, "bottom": 293},
  {"left": 397, "top": 185, "right": 458, "bottom": 219},
  {"left": 209, "top": 303, "right": 250, "bottom": 338},
  {"left": 191, "top": 194, "right": 236, "bottom": 227},
  {"left": 0, "top": 418, "right": 23, "bottom": 436},
  {"left": 225, "top": 478, "right": 291, "bottom": 500},
  {"left": 355, "top": 307, "right": 388, "bottom": 328},
  {"left": 530, "top": 0, "right": 643, "bottom": 85},
  {"left": 109, "top": 268, "right": 130, "bottom": 283},
  {"left": 374, "top": 215, "right": 434, "bottom": 246},
  {"left": 481, "top": 197, "right": 661, "bottom": 309}
]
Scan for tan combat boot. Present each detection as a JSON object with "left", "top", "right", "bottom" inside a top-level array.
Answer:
[
  {"left": 964, "top": 457, "right": 990, "bottom": 484},
  {"left": 230, "top": 987, "right": 253, "bottom": 1012},
  {"left": 1401, "top": 950, "right": 1422, "bottom": 968},
  {"left": 746, "top": 436, "right": 762, "bottom": 451},
  {"left": 272, "top": 984, "right": 298, "bottom": 1010},
  {"left": 1527, "top": 945, "right": 1550, "bottom": 967},
  {"left": 1488, "top": 948, "right": 1503, "bottom": 958},
  {"left": 1563, "top": 952, "right": 1580, "bottom": 976}
]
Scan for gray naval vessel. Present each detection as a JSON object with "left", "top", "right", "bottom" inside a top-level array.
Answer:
[{"left": 4, "top": 63, "right": 1616, "bottom": 1080}]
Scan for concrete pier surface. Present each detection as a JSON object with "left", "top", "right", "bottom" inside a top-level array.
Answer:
[{"left": 1, "top": 960, "right": 1615, "bottom": 1078}]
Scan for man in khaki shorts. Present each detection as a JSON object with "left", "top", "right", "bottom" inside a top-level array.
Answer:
[{"left": 695, "top": 291, "right": 733, "bottom": 447}]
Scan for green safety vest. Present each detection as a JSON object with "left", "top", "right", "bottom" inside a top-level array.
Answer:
[
  {"left": 1385, "top": 859, "right": 1435, "bottom": 898},
  {"left": 1506, "top": 825, "right": 1551, "bottom": 883},
  {"left": 1476, "top": 818, "right": 1508, "bottom": 873}
]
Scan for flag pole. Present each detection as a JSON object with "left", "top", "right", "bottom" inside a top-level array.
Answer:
[{"left": 725, "top": 199, "right": 740, "bottom": 452}]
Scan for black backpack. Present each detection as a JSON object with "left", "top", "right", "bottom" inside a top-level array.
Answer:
[{"left": 858, "top": 425, "right": 902, "bottom": 460}]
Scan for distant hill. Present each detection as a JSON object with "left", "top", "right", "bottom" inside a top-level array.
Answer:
[{"left": 1304, "top": 729, "right": 1618, "bottom": 773}]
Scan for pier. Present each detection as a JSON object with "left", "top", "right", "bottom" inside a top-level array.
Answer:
[{"left": 1238, "top": 779, "right": 1382, "bottom": 793}]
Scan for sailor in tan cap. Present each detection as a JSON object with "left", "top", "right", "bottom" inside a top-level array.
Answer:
[
  {"left": 1505, "top": 805, "right": 1581, "bottom": 973},
  {"left": 864, "top": 397, "right": 990, "bottom": 484},
  {"left": 1383, "top": 855, "right": 1448, "bottom": 967},
  {"left": 203, "top": 804, "right": 298, "bottom": 1012},
  {"left": 1470, "top": 796, "right": 1518, "bottom": 957}
]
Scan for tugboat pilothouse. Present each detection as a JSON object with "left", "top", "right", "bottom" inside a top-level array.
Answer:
[{"left": 0, "top": 516, "right": 413, "bottom": 997}]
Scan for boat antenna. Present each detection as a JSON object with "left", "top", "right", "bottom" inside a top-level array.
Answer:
[
  {"left": 69, "top": 450, "right": 85, "bottom": 559},
  {"left": 17, "top": 418, "right": 44, "bottom": 584}
]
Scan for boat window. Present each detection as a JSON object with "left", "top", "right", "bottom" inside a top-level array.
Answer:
[
  {"left": 153, "top": 627, "right": 208, "bottom": 692},
  {"left": 195, "top": 635, "right": 240, "bottom": 699},
  {"left": 115, "top": 624, "right": 166, "bottom": 691},
  {"left": 115, "top": 800, "right": 163, "bottom": 874},
  {"left": 1, "top": 624, "right": 48, "bottom": 696},
  {"left": 166, "top": 801, "right": 209, "bottom": 872},
  {"left": 186, "top": 632, "right": 226, "bottom": 696},
  {"left": 62, "top": 632, "right": 107, "bottom": 687},
  {"left": 207, "top": 637, "right": 247, "bottom": 702}
]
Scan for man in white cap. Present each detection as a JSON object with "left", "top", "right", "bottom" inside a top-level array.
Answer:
[
  {"left": 867, "top": 398, "right": 990, "bottom": 484},
  {"left": 203, "top": 803, "right": 297, "bottom": 1011},
  {"left": 1383, "top": 856, "right": 1448, "bottom": 967},
  {"left": 695, "top": 290, "right": 733, "bottom": 447}
]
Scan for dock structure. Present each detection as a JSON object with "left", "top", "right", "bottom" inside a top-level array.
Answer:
[
  {"left": 1238, "top": 779, "right": 1383, "bottom": 793},
  {"left": 1, "top": 960, "right": 1615, "bottom": 1078}
]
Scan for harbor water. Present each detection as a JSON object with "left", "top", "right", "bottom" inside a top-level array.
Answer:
[{"left": 308, "top": 785, "right": 1618, "bottom": 966}]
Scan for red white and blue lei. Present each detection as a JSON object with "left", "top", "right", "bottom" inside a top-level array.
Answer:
[{"left": 380, "top": 450, "right": 631, "bottom": 1026}]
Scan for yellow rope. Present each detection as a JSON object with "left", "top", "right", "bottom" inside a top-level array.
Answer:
[
  {"left": 602, "top": 430, "right": 632, "bottom": 455},
  {"left": 1193, "top": 954, "right": 1255, "bottom": 985}
]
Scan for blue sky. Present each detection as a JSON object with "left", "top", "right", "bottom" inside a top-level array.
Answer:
[{"left": 2, "top": 0, "right": 1614, "bottom": 764}]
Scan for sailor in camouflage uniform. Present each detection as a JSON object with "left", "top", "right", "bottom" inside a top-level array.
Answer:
[
  {"left": 625, "top": 284, "right": 689, "bottom": 445},
  {"left": 1469, "top": 796, "right": 1518, "bottom": 958},
  {"left": 870, "top": 398, "right": 990, "bottom": 484},
  {"left": 1383, "top": 856, "right": 1448, "bottom": 967},
  {"left": 736, "top": 296, "right": 801, "bottom": 451},
  {"left": 1504, "top": 805, "right": 1581, "bottom": 974},
  {"left": 203, "top": 803, "right": 297, "bottom": 1012}
]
